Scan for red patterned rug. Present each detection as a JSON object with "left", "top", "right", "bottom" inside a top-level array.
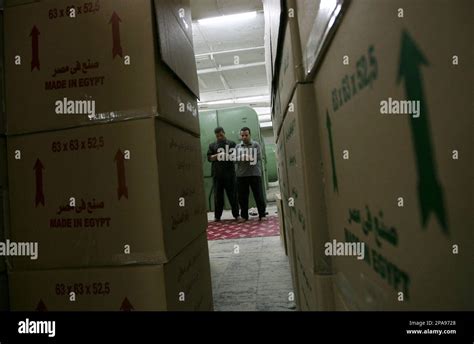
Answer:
[{"left": 207, "top": 216, "right": 280, "bottom": 241}]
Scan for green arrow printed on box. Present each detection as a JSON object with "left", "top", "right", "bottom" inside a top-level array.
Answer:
[{"left": 398, "top": 30, "right": 448, "bottom": 234}]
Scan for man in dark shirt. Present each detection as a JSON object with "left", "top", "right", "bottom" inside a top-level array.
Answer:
[{"left": 207, "top": 127, "right": 239, "bottom": 221}]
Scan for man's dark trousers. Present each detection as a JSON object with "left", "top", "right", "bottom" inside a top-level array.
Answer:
[
  {"left": 214, "top": 176, "right": 239, "bottom": 220},
  {"left": 237, "top": 176, "right": 266, "bottom": 220}
]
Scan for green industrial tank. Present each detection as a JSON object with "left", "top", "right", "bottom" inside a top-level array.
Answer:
[
  {"left": 216, "top": 107, "right": 263, "bottom": 144},
  {"left": 199, "top": 110, "right": 218, "bottom": 178},
  {"left": 199, "top": 106, "right": 272, "bottom": 212},
  {"left": 265, "top": 143, "right": 278, "bottom": 183}
]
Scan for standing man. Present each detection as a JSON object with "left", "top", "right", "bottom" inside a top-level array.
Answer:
[
  {"left": 236, "top": 127, "right": 266, "bottom": 221},
  {"left": 207, "top": 127, "right": 240, "bottom": 221}
]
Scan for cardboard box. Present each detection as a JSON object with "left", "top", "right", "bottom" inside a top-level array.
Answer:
[
  {"left": 276, "top": 136, "right": 289, "bottom": 256},
  {"left": 4, "top": 0, "right": 40, "bottom": 7},
  {"left": 9, "top": 233, "right": 213, "bottom": 311},
  {"left": 0, "top": 136, "right": 7, "bottom": 272},
  {"left": 0, "top": 273, "right": 8, "bottom": 310},
  {"left": 295, "top": 251, "right": 334, "bottom": 311},
  {"left": 0, "top": 189, "right": 8, "bottom": 272},
  {"left": 263, "top": 4, "right": 273, "bottom": 92},
  {"left": 276, "top": 134, "right": 288, "bottom": 200},
  {"left": 7, "top": 118, "right": 207, "bottom": 270},
  {"left": 283, "top": 83, "right": 332, "bottom": 275},
  {"left": 0, "top": 136, "right": 6, "bottom": 190},
  {"left": 163, "top": 0, "right": 194, "bottom": 45},
  {"left": 276, "top": 134, "right": 300, "bottom": 308},
  {"left": 272, "top": 88, "right": 283, "bottom": 139},
  {"left": 274, "top": 15, "right": 304, "bottom": 132},
  {"left": 0, "top": 10, "right": 4, "bottom": 134},
  {"left": 293, "top": 0, "right": 348, "bottom": 78},
  {"left": 292, "top": 0, "right": 319, "bottom": 61},
  {"left": 334, "top": 283, "right": 350, "bottom": 311},
  {"left": 313, "top": 0, "right": 473, "bottom": 310},
  {"left": 154, "top": 0, "right": 199, "bottom": 95},
  {"left": 284, "top": 219, "right": 300, "bottom": 310},
  {"left": 275, "top": 193, "right": 288, "bottom": 255},
  {"left": 4, "top": 0, "right": 200, "bottom": 135},
  {"left": 263, "top": 0, "right": 283, "bottom": 78}
]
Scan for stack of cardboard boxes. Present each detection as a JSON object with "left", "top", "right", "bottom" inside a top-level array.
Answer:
[
  {"left": 275, "top": 128, "right": 301, "bottom": 308},
  {"left": 270, "top": 0, "right": 338, "bottom": 312},
  {"left": 3, "top": 0, "right": 213, "bottom": 311},
  {"left": 0, "top": 134, "right": 8, "bottom": 311},
  {"left": 0, "top": 6, "right": 10, "bottom": 311},
  {"left": 271, "top": 0, "right": 473, "bottom": 310}
]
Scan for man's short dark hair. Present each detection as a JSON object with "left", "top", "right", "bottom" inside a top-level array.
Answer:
[
  {"left": 214, "top": 127, "right": 225, "bottom": 134},
  {"left": 240, "top": 127, "right": 251, "bottom": 134}
]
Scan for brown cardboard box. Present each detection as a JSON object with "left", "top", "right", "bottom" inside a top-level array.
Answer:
[
  {"left": 4, "top": 0, "right": 200, "bottom": 135},
  {"left": 270, "top": 0, "right": 306, "bottom": 139},
  {"left": 263, "top": 1, "right": 273, "bottom": 90},
  {"left": 275, "top": 193, "right": 287, "bottom": 255},
  {"left": 9, "top": 232, "right": 213, "bottom": 311},
  {"left": 313, "top": 0, "right": 473, "bottom": 310},
  {"left": 295, "top": 251, "right": 334, "bottom": 311},
  {"left": 274, "top": 15, "right": 304, "bottom": 132},
  {"left": 272, "top": 87, "right": 283, "bottom": 139},
  {"left": 292, "top": 0, "right": 319, "bottom": 61},
  {"left": 283, "top": 83, "right": 331, "bottom": 275},
  {"left": 276, "top": 135, "right": 288, "bottom": 201},
  {"left": 263, "top": 0, "right": 283, "bottom": 77},
  {"left": 0, "top": 10, "right": 4, "bottom": 134},
  {"left": 0, "top": 136, "right": 7, "bottom": 272},
  {"left": 276, "top": 134, "right": 300, "bottom": 308},
  {"left": 0, "top": 189, "right": 8, "bottom": 272},
  {"left": 0, "top": 273, "right": 8, "bottom": 310},
  {"left": 276, "top": 137, "right": 291, "bottom": 262},
  {"left": 334, "top": 283, "right": 350, "bottom": 311},
  {"left": 4, "top": 0, "right": 40, "bottom": 7},
  {"left": 154, "top": 0, "right": 199, "bottom": 95},
  {"left": 7, "top": 117, "right": 207, "bottom": 270},
  {"left": 0, "top": 136, "right": 6, "bottom": 190},
  {"left": 293, "top": 0, "right": 347, "bottom": 78},
  {"left": 283, "top": 218, "right": 300, "bottom": 310},
  {"left": 162, "top": 0, "right": 194, "bottom": 46}
]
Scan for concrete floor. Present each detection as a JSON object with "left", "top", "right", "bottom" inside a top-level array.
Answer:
[{"left": 208, "top": 236, "right": 296, "bottom": 311}]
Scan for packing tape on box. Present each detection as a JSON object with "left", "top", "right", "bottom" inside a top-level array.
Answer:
[
  {"left": 79, "top": 106, "right": 159, "bottom": 125},
  {"left": 304, "top": 0, "right": 349, "bottom": 77},
  {"left": 7, "top": 106, "right": 161, "bottom": 136},
  {"left": 109, "top": 252, "right": 166, "bottom": 267}
]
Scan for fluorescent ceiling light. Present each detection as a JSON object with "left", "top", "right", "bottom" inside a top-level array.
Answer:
[
  {"left": 253, "top": 107, "right": 271, "bottom": 115},
  {"left": 198, "top": 11, "right": 257, "bottom": 26},
  {"left": 260, "top": 122, "right": 273, "bottom": 128},
  {"left": 200, "top": 95, "right": 270, "bottom": 106}
]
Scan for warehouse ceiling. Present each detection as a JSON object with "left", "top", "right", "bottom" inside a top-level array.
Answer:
[
  {"left": 191, "top": 0, "right": 264, "bottom": 20},
  {"left": 191, "top": 0, "right": 272, "bottom": 128}
]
